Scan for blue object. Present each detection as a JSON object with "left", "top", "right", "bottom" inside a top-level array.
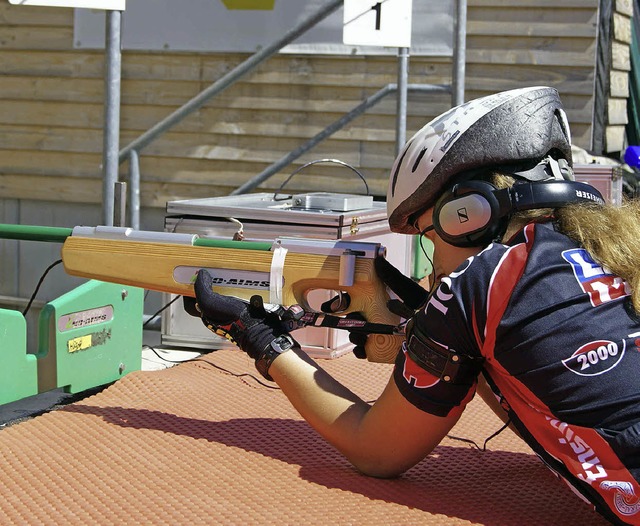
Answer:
[{"left": 624, "top": 146, "right": 640, "bottom": 168}]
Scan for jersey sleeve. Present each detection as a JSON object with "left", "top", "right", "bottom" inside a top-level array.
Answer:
[{"left": 393, "top": 243, "right": 509, "bottom": 417}]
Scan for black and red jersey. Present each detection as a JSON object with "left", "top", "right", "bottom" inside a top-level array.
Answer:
[{"left": 394, "top": 221, "right": 640, "bottom": 525}]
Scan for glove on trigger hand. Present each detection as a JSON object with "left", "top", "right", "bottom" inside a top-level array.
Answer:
[
  {"left": 374, "top": 256, "right": 428, "bottom": 319},
  {"left": 318, "top": 294, "right": 368, "bottom": 359},
  {"left": 191, "top": 269, "right": 290, "bottom": 360},
  {"left": 317, "top": 257, "right": 426, "bottom": 360},
  {"left": 344, "top": 312, "right": 368, "bottom": 360}
]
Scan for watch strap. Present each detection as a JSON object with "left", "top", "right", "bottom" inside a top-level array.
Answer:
[{"left": 255, "top": 334, "right": 295, "bottom": 381}]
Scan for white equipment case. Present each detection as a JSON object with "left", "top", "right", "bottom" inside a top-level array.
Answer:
[{"left": 573, "top": 164, "right": 624, "bottom": 205}]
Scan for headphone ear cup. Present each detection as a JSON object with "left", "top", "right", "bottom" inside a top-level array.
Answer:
[
  {"left": 429, "top": 179, "right": 604, "bottom": 248},
  {"left": 432, "top": 181, "right": 506, "bottom": 247}
]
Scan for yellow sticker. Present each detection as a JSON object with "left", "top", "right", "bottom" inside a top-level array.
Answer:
[
  {"left": 68, "top": 335, "right": 93, "bottom": 353},
  {"left": 221, "top": 0, "right": 275, "bottom": 10}
]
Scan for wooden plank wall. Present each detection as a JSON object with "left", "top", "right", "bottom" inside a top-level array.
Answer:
[
  {"left": 607, "top": 0, "right": 634, "bottom": 151},
  {"left": 0, "top": 0, "right": 607, "bottom": 211}
]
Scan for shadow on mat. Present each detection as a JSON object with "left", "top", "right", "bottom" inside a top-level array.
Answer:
[{"left": 61, "top": 404, "right": 607, "bottom": 526}]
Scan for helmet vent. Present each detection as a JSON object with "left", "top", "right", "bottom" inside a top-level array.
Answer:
[
  {"left": 390, "top": 140, "right": 412, "bottom": 197},
  {"left": 412, "top": 146, "right": 429, "bottom": 173}
]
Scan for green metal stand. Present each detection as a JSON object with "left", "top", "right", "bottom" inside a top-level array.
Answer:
[
  {"left": 0, "top": 280, "right": 144, "bottom": 406},
  {"left": 0, "top": 309, "right": 38, "bottom": 405},
  {"left": 36, "top": 280, "right": 143, "bottom": 394}
]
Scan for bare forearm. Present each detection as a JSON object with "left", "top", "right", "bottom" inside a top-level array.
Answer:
[
  {"left": 267, "top": 347, "right": 448, "bottom": 478},
  {"left": 269, "top": 347, "right": 372, "bottom": 461},
  {"left": 190, "top": 266, "right": 454, "bottom": 477}
]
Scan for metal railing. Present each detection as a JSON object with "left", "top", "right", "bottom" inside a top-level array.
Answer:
[
  {"left": 231, "top": 83, "right": 452, "bottom": 195},
  {"left": 107, "top": 0, "right": 467, "bottom": 229}
]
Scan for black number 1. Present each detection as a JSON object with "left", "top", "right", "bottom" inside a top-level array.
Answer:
[{"left": 370, "top": 2, "right": 382, "bottom": 30}]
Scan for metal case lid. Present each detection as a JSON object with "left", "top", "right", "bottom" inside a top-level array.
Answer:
[{"left": 166, "top": 192, "right": 388, "bottom": 228}]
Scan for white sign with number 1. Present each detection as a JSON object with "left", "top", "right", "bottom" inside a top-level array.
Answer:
[{"left": 343, "top": 0, "right": 412, "bottom": 48}]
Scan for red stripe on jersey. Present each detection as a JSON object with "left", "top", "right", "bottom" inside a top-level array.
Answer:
[
  {"left": 483, "top": 223, "right": 534, "bottom": 349},
  {"left": 481, "top": 224, "right": 640, "bottom": 524},
  {"left": 494, "top": 382, "right": 640, "bottom": 523}
]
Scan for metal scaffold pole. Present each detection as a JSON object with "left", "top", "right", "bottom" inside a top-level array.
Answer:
[{"left": 102, "top": 9, "right": 123, "bottom": 226}]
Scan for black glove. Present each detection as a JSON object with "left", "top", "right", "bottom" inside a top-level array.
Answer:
[
  {"left": 344, "top": 313, "right": 369, "bottom": 360},
  {"left": 374, "top": 256, "right": 428, "bottom": 318},
  {"left": 187, "top": 270, "right": 294, "bottom": 363}
]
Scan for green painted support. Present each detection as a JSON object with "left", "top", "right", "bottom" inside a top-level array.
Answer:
[
  {"left": 413, "top": 236, "right": 434, "bottom": 281},
  {"left": 36, "top": 280, "right": 144, "bottom": 394},
  {"left": 0, "top": 309, "right": 39, "bottom": 405}
]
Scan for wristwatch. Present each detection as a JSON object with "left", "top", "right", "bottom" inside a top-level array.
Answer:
[{"left": 255, "top": 334, "right": 295, "bottom": 381}]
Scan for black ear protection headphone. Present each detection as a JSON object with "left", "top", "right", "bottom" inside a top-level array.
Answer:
[{"left": 431, "top": 179, "right": 605, "bottom": 247}]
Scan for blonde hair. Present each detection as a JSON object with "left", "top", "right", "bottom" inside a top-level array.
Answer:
[
  {"left": 492, "top": 173, "right": 640, "bottom": 312},
  {"left": 555, "top": 202, "right": 640, "bottom": 311}
]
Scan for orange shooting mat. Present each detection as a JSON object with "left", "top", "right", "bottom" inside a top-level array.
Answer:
[{"left": 0, "top": 350, "right": 609, "bottom": 525}]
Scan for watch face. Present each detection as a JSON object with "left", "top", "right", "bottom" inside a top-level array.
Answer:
[
  {"left": 257, "top": 335, "right": 294, "bottom": 382},
  {"left": 272, "top": 335, "right": 293, "bottom": 352}
]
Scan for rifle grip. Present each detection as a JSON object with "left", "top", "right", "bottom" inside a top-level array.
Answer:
[
  {"left": 366, "top": 334, "right": 405, "bottom": 364},
  {"left": 286, "top": 255, "right": 404, "bottom": 364}
]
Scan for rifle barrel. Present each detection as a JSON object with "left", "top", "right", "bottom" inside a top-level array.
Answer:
[
  {"left": 0, "top": 224, "right": 73, "bottom": 243},
  {"left": 0, "top": 223, "right": 273, "bottom": 251}
]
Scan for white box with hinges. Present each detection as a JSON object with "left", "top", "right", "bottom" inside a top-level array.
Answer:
[{"left": 573, "top": 164, "right": 624, "bottom": 206}]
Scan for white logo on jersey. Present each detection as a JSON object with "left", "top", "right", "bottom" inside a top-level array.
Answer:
[
  {"left": 562, "top": 249, "right": 630, "bottom": 307},
  {"left": 601, "top": 481, "right": 640, "bottom": 516},
  {"left": 424, "top": 279, "right": 453, "bottom": 316},
  {"left": 546, "top": 416, "right": 608, "bottom": 485},
  {"left": 561, "top": 339, "right": 625, "bottom": 376},
  {"left": 423, "top": 255, "right": 478, "bottom": 317}
]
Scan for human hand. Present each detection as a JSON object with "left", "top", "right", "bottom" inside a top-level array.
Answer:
[
  {"left": 321, "top": 256, "right": 427, "bottom": 360},
  {"left": 342, "top": 312, "right": 369, "bottom": 359},
  {"left": 187, "top": 269, "right": 294, "bottom": 361},
  {"left": 374, "top": 256, "right": 428, "bottom": 318}
]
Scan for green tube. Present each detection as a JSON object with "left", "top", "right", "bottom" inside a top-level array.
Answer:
[
  {"left": 0, "top": 223, "right": 274, "bottom": 251},
  {"left": 193, "top": 237, "right": 272, "bottom": 251},
  {"left": 0, "top": 224, "right": 73, "bottom": 243}
]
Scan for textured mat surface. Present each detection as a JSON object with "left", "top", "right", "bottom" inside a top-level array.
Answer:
[{"left": 0, "top": 350, "right": 609, "bottom": 525}]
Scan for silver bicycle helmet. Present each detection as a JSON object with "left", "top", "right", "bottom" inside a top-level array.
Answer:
[{"left": 387, "top": 86, "right": 573, "bottom": 234}]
